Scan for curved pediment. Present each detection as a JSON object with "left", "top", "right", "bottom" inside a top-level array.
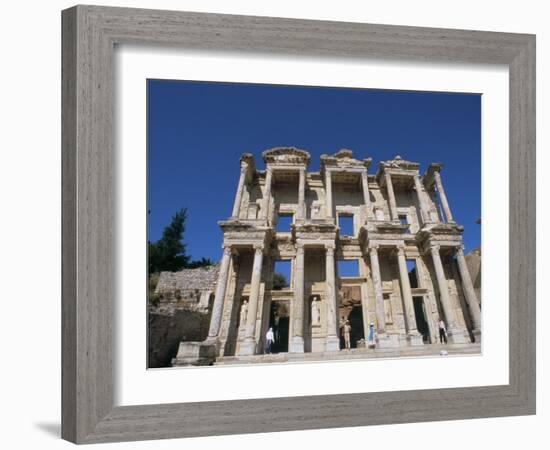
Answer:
[
  {"left": 262, "top": 147, "right": 311, "bottom": 166},
  {"left": 379, "top": 155, "right": 420, "bottom": 171},
  {"left": 320, "top": 149, "right": 372, "bottom": 172}
]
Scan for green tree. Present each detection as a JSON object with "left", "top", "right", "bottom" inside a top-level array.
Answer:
[
  {"left": 188, "top": 257, "right": 215, "bottom": 269},
  {"left": 272, "top": 273, "right": 288, "bottom": 290},
  {"left": 148, "top": 208, "right": 190, "bottom": 273}
]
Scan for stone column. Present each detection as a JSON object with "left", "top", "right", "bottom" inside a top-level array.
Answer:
[
  {"left": 231, "top": 165, "right": 247, "bottom": 218},
  {"left": 290, "top": 244, "right": 305, "bottom": 353},
  {"left": 325, "top": 170, "right": 333, "bottom": 219},
  {"left": 325, "top": 243, "right": 340, "bottom": 351},
  {"left": 434, "top": 171, "right": 454, "bottom": 223},
  {"left": 298, "top": 167, "right": 306, "bottom": 221},
  {"left": 206, "top": 245, "right": 233, "bottom": 344},
  {"left": 239, "top": 245, "right": 264, "bottom": 355},
  {"left": 369, "top": 245, "right": 386, "bottom": 335},
  {"left": 413, "top": 174, "right": 429, "bottom": 225},
  {"left": 455, "top": 246, "right": 482, "bottom": 338},
  {"left": 430, "top": 244, "right": 467, "bottom": 343},
  {"left": 396, "top": 246, "right": 423, "bottom": 345},
  {"left": 385, "top": 172, "right": 398, "bottom": 221},
  {"left": 361, "top": 170, "right": 372, "bottom": 221},
  {"left": 261, "top": 168, "right": 273, "bottom": 221}
]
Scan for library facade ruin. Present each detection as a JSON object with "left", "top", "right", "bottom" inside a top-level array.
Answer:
[{"left": 171, "top": 147, "right": 481, "bottom": 365}]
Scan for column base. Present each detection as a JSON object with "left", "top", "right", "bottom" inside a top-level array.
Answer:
[
  {"left": 238, "top": 338, "right": 257, "bottom": 356},
  {"left": 471, "top": 329, "right": 482, "bottom": 344},
  {"left": 377, "top": 333, "right": 400, "bottom": 348},
  {"left": 289, "top": 336, "right": 305, "bottom": 353},
  {"left": 325, "top": 336, "right": 340, "bottom": 352},
  {"left": 172, "top": 341, "right": 217, "bottom": 366},
  {"left": 407, "top": 332, "right": 425, "bottom": 346},
  {"left": 447, "top": 328, "right": 469, "bottom": 344},
  {"left": 202, "top": 336, "right": 221, "bottom": 354}
]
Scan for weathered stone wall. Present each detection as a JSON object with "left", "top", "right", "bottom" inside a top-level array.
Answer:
[
  {"left": 149, "top": 265, "right": 220, "bottom": 367},
  {"left": 465, "top": 247, "right": 482, "bottom": 304},
  {"left": 155, "top": 265, "right": 219, "bottom": 297},
  {"left": 148, "top": 304, "right": 211, "bottom": 368}
]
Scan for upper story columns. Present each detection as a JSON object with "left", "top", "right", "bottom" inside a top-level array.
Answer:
[
  {"left": 434, "top": 171, "right": 454, "bottom": 223},
  {"left": 424, "top": 163, "right": 455, "bottom": 224},
  {"left": 325, "top": 169, "right": 333, "bottom": 219},
  {"left": 321, "top": 150, "right": 372, "bottom": 224},
  {"left": 231, "top": 154, "right": 255, "bottom": 219},
  {"left": 260, "top": 147, "right": 311, "bottom": 224},
  {"left": 384, "top": 172, "right": 399, "bottom": 221}
]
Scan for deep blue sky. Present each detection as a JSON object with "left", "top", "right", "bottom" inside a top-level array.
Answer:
[{"left": 147, "top": 80, "right": 481, "bottom": 263}]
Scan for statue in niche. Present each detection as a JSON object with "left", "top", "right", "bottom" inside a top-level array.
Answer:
[
  {"left": 311, "top": 297, "right": 321, "bottom": 326},
  {"left": 239, "top": 299, "right": 248, "bottom": 329},
  {"left": 311, "top": 201, "right": 321, "bottom": 219}
]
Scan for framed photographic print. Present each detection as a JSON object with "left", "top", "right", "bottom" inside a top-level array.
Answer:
[{"left": 62, "top": 5, "right": 535, "bottom": 444}]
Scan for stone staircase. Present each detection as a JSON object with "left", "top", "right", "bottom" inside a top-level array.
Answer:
[{"left": 214, "top": 342, "right": 481, "bottom": 365}]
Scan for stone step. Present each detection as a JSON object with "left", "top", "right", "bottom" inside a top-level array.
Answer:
[{"left": 214, "top": 343, "right": 481, "bottom": 365}]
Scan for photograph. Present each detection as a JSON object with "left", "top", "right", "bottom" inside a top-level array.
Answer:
[{"left": 146, "top": 80, "right": 482, "bottom": 368}]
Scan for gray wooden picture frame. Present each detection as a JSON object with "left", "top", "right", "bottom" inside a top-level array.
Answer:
[{"left": 61, "top": 4, "right": 536, "bottom": 444}]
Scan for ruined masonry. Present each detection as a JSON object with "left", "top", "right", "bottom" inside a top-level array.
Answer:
[{"left": 171, "top": 147, "right": 482, "bottom": 365}]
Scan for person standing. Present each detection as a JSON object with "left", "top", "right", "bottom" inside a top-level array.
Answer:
[
  {"left": 367, "top": 323, "right": 376, "bottom": 348},
  {"left": 343, "top": 320, "right": 352, "bottom": 350},
  {"left": 265, "top": 327, "right": 275, "bottom": 354},
  {"left": 438, "top": 318, "right": 448, "bottom": 344}
]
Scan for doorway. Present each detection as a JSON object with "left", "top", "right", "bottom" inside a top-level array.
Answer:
[
  {"left": 347, "top": 305, "right": 365, "bottom": 348},
  {"left": 413, "top": 296, "right": 430, "bottom": 342},
  {"left": 269, "top": 301, "right": 290, "bottom": 353}
]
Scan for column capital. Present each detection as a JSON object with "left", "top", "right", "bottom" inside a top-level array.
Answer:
[
  {"left": 429, "top": 243, "right": 441, "bottom": 253},
  {"left": 296, "top": 243, "right": 305, "bottom": 254},
  {"left": 369, "top": 243, "right": 380, "bottom": 252},
  {"left": 396, "top": 244, "right": 405, "bottom": 256},
  {"left": 252, "top": 243, "right": 264, "bottom": 253},
  {"left": 222, "top": 244, "right": 232, "bottom": 255},
  {"left": 455, "top": 244, "right": 465, "bottom": 255},
  {"left": 325, "top": 243, "right": 335, "bottom": 255}
]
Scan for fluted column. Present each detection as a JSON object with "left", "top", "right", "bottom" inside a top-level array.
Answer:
[
  {"left": 290, "top": 244, "right": 305, "bottom": 353},
  {"left": 413, "top": 174, "right": 430, "bottom": 225},
  {"left": 261, "top": 168, "right": 273, "bottom": 221},
  {"left": 385, "top": 172, "right": 398, "bottom": 221},
  {"left": 434, "top": 171, "right": 454, "bottom": 223},
  {"left": 369, "top": 245, "right": 386, "bottom": 335},
  {"left": 396, "top": 246, "right": 423, "bottom": 345},
  {"left": 430, "top": 244, "right": 467, "bottom": 343},
  {"left": 231, "top": 165, "right": 247, "bottom": 218},
  {"left": 206, "top": 245, "right": 233, "bottom": 343},
  {"left": 325, "top": 170, "right": 333, "bottom": 219},
  {"left": 239, "top": 245, "right": 264, "bottom": 355},
  {"left": 455, "top": 246, "right": 482, "bottom": 336},
  {"left": 361, "top": 170, "right": 372, "bottom": 220},
  {"left": 325, "top": 243, "right": 340, "bottom": 351},
  {"left": 298, "top": 168, "right": 306, "bottom": 221}
]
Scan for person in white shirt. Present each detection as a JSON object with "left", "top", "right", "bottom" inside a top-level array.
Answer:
[
  {"left": 265, "top": 327, "right": 275, "bottom": 354},
  {"left": 438, "top": 318, "right": 448, "bottom": 344}
]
